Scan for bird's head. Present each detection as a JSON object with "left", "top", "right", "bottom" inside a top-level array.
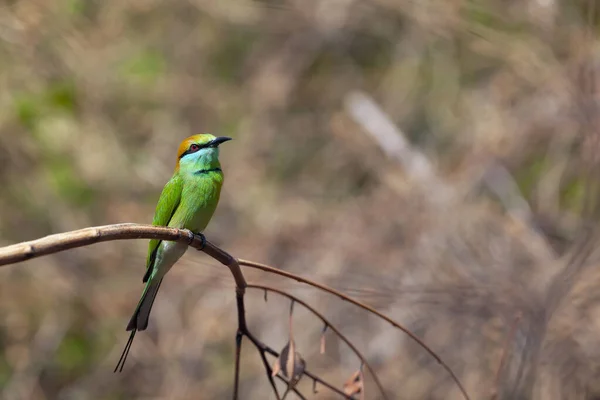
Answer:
[{"left": 176, "top": 134, "right": 232, "bottom": 173}]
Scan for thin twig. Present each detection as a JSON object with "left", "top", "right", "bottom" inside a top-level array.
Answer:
[
  {"left": 233, "top": 329, "right": 243, "bottom": 399},
  {"left": 234, "top": 288, "right": 350, "bottom": 399},
  {"left": 249, "top": 284, "right": 388, "bottom": 400},
  {"left": 239, "top": 259, "right": 470, "bottom": 400}
]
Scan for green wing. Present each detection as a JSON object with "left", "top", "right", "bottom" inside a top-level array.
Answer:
[{"left": 143, "top": 174, "right": 183, "bottom": 282}]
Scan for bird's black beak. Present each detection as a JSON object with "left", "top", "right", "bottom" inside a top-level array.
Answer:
[{"left": 210, "top": 136, "right": 233, "bottom": 147}]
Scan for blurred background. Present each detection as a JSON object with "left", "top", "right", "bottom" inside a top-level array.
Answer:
[{"left": 1, "top": 0, "right": 600, "bottom": 399}]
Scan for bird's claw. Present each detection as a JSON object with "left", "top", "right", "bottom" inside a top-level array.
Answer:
[{"left": 195, "top": 232, "right": 207, "bottom": 250}]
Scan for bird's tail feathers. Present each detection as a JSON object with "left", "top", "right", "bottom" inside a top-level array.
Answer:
[
  {"left": 131, "top": 278, "right": 163, "bottom": 331},
  {"left": 114, "top": 278, "right": 163, "bottom": 372},
  {"left": 114, "top": 329, "right": 136, "bottom": 373}
]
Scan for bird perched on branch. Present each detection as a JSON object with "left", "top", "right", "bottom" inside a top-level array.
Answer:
[{"left": 114, "top": 134, "right": 232, "bottom": 372}]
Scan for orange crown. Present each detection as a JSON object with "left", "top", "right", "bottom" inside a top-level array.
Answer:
[{"left": 175, "top": 133, "right": 215, "bottom": 169}]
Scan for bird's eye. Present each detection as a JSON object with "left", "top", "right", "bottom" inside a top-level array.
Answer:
[{"left": 189, "top": 144, "right": 200, "bottom": 152}]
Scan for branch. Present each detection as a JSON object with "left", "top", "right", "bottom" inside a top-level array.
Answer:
[
  {"left": 249, "top": 284, "right": 386, "bottom": 399},
  {"left": 233, "top": 287, "right": 352, "bottom": 399},
  {"left": 239, "top": 260, "right": 470, "bottom": 400},
  {"left": 0, "top": 223, "right": 471, "bottom": 399},
  {"left": 0, "top": 223, "right": 247, "bottom": 288}
]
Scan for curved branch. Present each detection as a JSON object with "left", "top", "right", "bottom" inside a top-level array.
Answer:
[
  {"left": 239, "top": 260, "right": 470, "bottom": 400},
  {"left": 234, "top": 288, "right": 351, "bottom": 399},
  {"left": 249, "top": 284, "right": 387, "bottom": 400},
  {"left": 0, "top": 223, "right": 470, "bottom": 399},
  {"left": 0, "top": 223, "right": 195, "bottom": 265},
  {"left": 0, "top": 223, "right": 247, "bottom": 288}
]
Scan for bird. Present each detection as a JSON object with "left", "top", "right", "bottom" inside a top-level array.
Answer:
[{"left": 114, "top": 133, "right": 232, "bottom": 372}]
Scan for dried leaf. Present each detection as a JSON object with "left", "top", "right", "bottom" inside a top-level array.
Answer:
[
  {"left": 274, "top": 306, "right": 306, "bottom": 399},
  {"left": 271, "top": 357, "right": 281, "bottom": 378},
  {"left": 343, "top": 369, "right": 363, "bottom": 397},
  {"left": 272, "top": 340, "right": 306, "bottom": 397},
  {"left": 288, "top": 352, "right": 305, "bottom": 386},
  {"left": 320, "top": 324, "right": 328, "bottom": 354},
  {"left": 282, "top": 352, "right": 305, "bottom": 400}
]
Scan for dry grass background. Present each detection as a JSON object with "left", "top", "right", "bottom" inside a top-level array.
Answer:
[{"left": 1, "top": 0, "right": 600, "bottom": 399}]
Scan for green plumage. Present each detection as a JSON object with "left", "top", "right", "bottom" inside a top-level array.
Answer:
[
  {"left": 115, "top": 134, "right": 231, "bottom": 372},
  {"left": 143, "top": 174, "right": 183, "bottom": 282}
]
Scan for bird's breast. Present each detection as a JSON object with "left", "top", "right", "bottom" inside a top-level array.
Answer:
[{"left": 171, "top": 172, "right": 223, "bottom": 232}]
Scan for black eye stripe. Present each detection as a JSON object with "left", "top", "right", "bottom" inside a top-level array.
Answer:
[{"left": 179, "top": 143, "right": 208, "bottom": 159}]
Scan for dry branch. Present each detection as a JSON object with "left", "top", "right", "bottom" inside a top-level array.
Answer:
[
  {"left": 239, "top": 260, "right": 470, "bottom": 400},
  {"left": 0, "top": 223, "right": 247, "bottom": 289},
  {"left": 0, "top": 223, "right": 471, "bottom": 400},
  {"left": 248, "top": 284, "right": 385, "bottom": 399}
]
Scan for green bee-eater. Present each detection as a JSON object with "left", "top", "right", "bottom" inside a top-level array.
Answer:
[{"left": 114, "top": 133, "right": 232, "bottom": 372}]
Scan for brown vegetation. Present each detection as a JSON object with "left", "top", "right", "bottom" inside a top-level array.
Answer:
[{"left": 2, "top": 0, "right": 600, "bottom": 399}]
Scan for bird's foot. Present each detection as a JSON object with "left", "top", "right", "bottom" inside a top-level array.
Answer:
[{"left": 194, "top": 232, "right": 206, "bottom": 250}]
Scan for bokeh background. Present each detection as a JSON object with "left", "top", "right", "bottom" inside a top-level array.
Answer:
[{"left": 2, "top": 0, "right": 600, "bottom": 399}]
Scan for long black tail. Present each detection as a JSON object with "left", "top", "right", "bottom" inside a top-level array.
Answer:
[
  {"left": 114, "top": 279, "right": 163, "bottom": 372},
  {"left": 114, "top": 329, "right": 136, "bottom": 373}
]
